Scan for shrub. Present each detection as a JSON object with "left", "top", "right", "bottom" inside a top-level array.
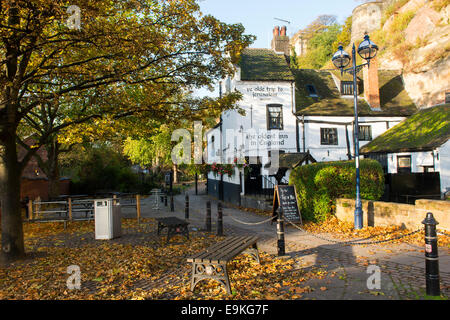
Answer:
[{"left": 289, "top": 159, "right": 384, "bottom": 222}]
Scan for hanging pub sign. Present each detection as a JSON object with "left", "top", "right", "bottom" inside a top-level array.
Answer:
[{"left": 272, "top": 185, "right": 302, "bottom": 223}]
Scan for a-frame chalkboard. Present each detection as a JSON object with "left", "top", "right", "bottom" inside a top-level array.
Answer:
[{"left": 272, "top": 185, "right": 302, "bottom": 224}]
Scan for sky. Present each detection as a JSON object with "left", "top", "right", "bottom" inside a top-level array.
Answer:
[{"left": 195, "top": 0, "right": 364, "bottom": 96}]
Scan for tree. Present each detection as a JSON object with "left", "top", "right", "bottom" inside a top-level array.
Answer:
[
  {"left": 296, "top": 23, "right": 342, "bottom": 69},
  {"left": 0, "top": 0, "right": 254, "bottom": 262}
]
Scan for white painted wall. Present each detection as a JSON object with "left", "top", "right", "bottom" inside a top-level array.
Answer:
[
  {"left": 435, "top": 139, "right": 450, "bottom": 196},
  {"left": 387, "top": 151, "right": 436, "bottom": 174},
  {"left": 302, "top": 116, "right": 404, "bottom": 162}
]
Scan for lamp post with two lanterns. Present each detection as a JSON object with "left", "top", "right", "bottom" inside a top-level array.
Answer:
[{"left": 331, "top": 33, "right": 378, "bottom": 230}]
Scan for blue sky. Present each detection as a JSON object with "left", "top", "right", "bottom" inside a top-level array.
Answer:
[
  {"left": 199, "top": 0, "right": 361, "bottom": 48},
  {"left": 195, "top": 0, "right": 363, "bottom": 96}
]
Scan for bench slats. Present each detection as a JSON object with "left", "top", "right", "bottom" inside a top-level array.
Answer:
[
  {"left": 188, "top": 236, "right": 246, "bottom": 263},
  {"left": 214, "top": 237, "right": 258, "bottom": 263},
  {"left": 187, "top": 236, "right": 258, "bottom": 264}
]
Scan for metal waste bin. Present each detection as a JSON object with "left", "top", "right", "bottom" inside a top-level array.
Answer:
[{"left": 94, "top": 199, "right": 121, "bottom": 240}]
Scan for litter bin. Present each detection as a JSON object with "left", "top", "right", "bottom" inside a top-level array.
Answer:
[{"left": 94, "top": 199, "right": 121, "bottom": 240}]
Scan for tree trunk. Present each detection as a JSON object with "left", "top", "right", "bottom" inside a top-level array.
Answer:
[
  {"left": 46, "top": 142, "right": 60, "bottom": 199},
  {"left": 0, "top": 131, "right": 25, "bottom": 263}
]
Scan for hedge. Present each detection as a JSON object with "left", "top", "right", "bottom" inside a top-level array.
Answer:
[{"left": 289, "top": 159, "right": 384, "bottom": 222}]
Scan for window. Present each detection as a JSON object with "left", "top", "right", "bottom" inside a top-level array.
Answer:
[
  {"left": 358, "top": 125, "right": 372, "bottom": 141},
  {"left": 320, "top": 128, "right": 338, "bottom": 145},
  {"left": 341, "top": 81, "right": 354, "bottom": 95},
  {"left": 397, "top": 155, "right": 411, "bottom": 174},
  {"left": 306, "top": 85, "right": 318, "bottom": 97},
  {"left": 267, "top": 104, "right": 283, "bottom": 130}
]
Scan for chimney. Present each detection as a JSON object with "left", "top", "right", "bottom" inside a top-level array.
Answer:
[
  {"left": 363, "top": 57, "right": 381, "bottom": 110},
  {"left": 271, "top": 25, "right": 290, "bottom": 56}
]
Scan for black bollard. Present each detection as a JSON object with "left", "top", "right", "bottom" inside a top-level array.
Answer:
[
  {"left": 170, "top": 194, "right": 174, "bottom": 212},
  {"left": 185, "top": 194, "right": 189, "bottom": 219},
  {"left": 277, "top": 208, "right": 285, "bottom": 256},
  {"left": 217, "top": 202, "right": 223, "bottom": 236},
  {"left": 164, "top": 194, "right": 168, "bottom": 207},
  {"left": 422, "top": 212, "right": 440, "bottom": 296},
  {"left": 206, "top": 201, "right": 211, "bottom": 232}
]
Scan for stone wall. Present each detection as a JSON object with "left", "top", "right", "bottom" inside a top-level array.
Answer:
[
  {"left": 351, "top": 1, "right": 385, "bottom": 44},
  {"left": 335, "top": 198, "right": 450, "bottom": 231}
]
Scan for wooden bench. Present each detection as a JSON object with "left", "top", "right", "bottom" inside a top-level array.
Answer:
[
  {"left": 156, "top": 217, "right": 189, "bottom": 242},
  {"left": 187, "top": 236, "right": 260, "bottom": 294}
]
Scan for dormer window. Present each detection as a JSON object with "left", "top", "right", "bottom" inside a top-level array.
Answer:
[
  {"left": 306, "top": 85, "right": 318, "bottom": 97},
  {"left": 341, "top": 81, "right": 354, "bottom": 95}
]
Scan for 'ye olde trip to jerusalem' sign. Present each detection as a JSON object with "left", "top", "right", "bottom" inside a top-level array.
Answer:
[
  {"left": 272, "top": 185, "right": 302, "bottom": 223},
  {"left": 246, "top": 85, "right": 288, "bottom": 99}
]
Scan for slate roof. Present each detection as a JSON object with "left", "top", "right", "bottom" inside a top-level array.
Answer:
[
  {"left": 294, "top": 69, "right": 417, "bottom": 117},
  {"left": 360, "top": 104, "right": 450, "bottom": 154},
  {"left": 238, "top": 48, "right": 294, "bottom": 81}
]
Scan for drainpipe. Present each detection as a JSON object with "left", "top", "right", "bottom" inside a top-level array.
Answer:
[{"left": 302, "top": 115, "right": 306, "bottom": 153}]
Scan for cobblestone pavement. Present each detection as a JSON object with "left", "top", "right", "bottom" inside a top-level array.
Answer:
[
  {"left": 141, "top": 183, "right": 450, "bottom": 299},
  {"left": 20, "top": 183, "right": 450, "bottom": 299}
]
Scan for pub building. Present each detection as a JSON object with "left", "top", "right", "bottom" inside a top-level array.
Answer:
[{"left": 205, "top": 26, "right": 417, "bottom": 207}]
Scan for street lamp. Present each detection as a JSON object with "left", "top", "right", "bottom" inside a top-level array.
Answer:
[{"left": 331, "top": 33, "right": 378, "bottom": 230}]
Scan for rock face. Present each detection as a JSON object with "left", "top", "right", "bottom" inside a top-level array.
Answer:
[
  {"left": 377, "top": 1, "right": 450, "bottom": 107},
  {"left": 404, "top": 7, "right": 441, "bottom": 44},
  {"left": 402, "top": 57, "right": 450, "bottom": 108}
]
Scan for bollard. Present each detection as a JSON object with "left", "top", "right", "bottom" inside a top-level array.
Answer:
[
  {"left": 422, "top": 212, "right": 440, "bottom": 296},
  {"left": 185, "top": 194, "right": 189, "bottom": 219},
  {"left": 205, "top": 201, "right": 211, "bottom": 232},
  {"left": 277, "top": 208, "right": 286, "bottom": 256},
  {"left": 217, "top": 202, "right": 223, "bottom": 236},
  {"left": 164, "top": 194, "right": 168, "bottom": 207},
  {"left": 170, "top": 194, "right": 174, "bottom": 212}
]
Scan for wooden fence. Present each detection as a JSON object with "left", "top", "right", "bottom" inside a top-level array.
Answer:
[{"left": 26, "top": 194, "right": 142, "bottom": 224}]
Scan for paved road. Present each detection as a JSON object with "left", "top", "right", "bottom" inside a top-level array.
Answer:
[{"left": 132, "top": 182, "right": 450, "bottom": 300}]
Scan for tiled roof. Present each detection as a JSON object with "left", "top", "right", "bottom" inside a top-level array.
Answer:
[
  {"left": 294, "top": 69, "right": 417, "bottom": 116},
  {"left": 238, "top": 48, "right": 294, "bottom": 81},
  {"left": 360, "top": 104, "right": 450, "bottom": 154}
]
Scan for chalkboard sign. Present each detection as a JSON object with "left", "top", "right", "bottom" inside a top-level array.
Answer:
[{"left": 272, "top": 185, "right": 302, "bottom": 223}]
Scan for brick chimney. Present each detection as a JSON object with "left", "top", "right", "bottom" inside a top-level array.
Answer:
[
  {"left": 271, "top": 25, "right": 290, "bottom": 56},
  {"left": 363, "top": 57, "right": 381, "bottom": 110}
]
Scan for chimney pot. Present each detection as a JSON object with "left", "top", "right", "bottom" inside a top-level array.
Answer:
[
  {"left": 280, "top": 26, "right": 287, "bottom": 36},
  {"left": 273, "top": 26, "right": 280, "bottom": 37}
]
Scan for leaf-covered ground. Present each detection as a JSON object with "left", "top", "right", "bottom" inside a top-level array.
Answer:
[
  {"left": 299, "top": 216, "right": 450, "bottom": 247},
  {"left": 0, "top": 218, "right": 328, "bottom": 300}
]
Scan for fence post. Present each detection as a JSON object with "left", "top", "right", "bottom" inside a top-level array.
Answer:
[
  {"left": 28, "top": 199, "right": 33, "bottom": 221},
  {"left": 136, "top": 194, "right": 141, "bottom": 224},
  {"left": 185, "top": 194, "right": 189, "bottom": 219},
  {"left": 422, "top": 212, "right": 440, "bottom": 296},
  {"left": 217, "top": 202, "right": 223, "bottom": 236},
  {"left": 68, "top": 198, "right": 72, "bottom": 221},
  {"left": 206, "top": 201, "right": 211, "bottom": 232},
  {"left": 277, "top": 207, "right": 286, "bottom": 256},
  {"left": 113, "top": 194, "right": 117, "bottom": 206}
]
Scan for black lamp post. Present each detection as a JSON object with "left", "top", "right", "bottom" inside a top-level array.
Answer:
[{"left": 332, "top": 34, "right": 378, "bottom": 230}]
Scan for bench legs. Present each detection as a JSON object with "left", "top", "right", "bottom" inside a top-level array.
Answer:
[
  {"left": 190, "top": 244, "right": 260, "bottom": 295},
  {"left": 157, "top": 223, "right": 189, "bottom": 243},
  {"left": 191, "top": 262, "right": 232, "bottom": 295},
  {"left": 243, "top": 243, "right": 260, "bottom": 264}
]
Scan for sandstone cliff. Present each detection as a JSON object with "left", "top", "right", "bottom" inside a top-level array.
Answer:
[{"left": 373, "top": 0, "right": 449, "bottom": 107}]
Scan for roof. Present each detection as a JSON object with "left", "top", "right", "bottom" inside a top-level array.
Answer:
[
  {"left": 294, "top": 69, "right": 417, "bottom": 117},
  {"left": 360, "top": 104, "right": 450, "bottom": 154},
  {"left": 238, "top": 48, "right": 294, "bottom": 81},
  {"left": 264, "top": 152, "right": 317, "bottom": 169}
]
